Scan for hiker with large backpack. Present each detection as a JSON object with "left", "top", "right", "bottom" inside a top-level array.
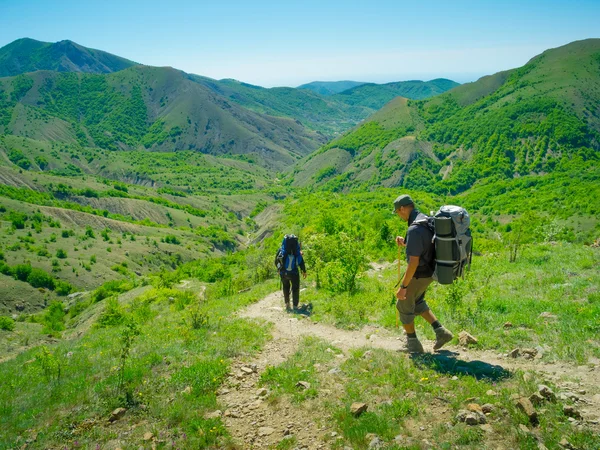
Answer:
[
  {"left": 393, "top": 194, "right": 456, "bottom": 353},
  {"left": 275, "top": 234, "right": 307, "bottom": 312}
]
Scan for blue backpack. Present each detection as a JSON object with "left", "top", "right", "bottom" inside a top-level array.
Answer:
[{"left": 275, "top": 234, "right": 301, "bottom": 274}]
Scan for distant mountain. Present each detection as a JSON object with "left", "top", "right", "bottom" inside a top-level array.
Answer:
[
  {"left": 0, "top": 38, "right": 138, "bottom": 77},
  {"left": 192, "top": 76, "right": 459, "bottom": 137},
  {"left": 0, "top": 66, "right": 325, "bottom": 170},
  {"left": 332, "top": 79, "right": 461, "bottom": 108},
  {"left": 291, "top": 39, "right": 600, "bottom": 193},
  {"left": 0, "top": 38, "right": 459, "bottom": 170},
  {"left": 297, "top": 80, "right": 367, "bottom": 96}
]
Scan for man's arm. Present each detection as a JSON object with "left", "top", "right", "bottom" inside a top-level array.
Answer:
[{"left": 402, "top": 256, "right": 420, "bottom": 287}]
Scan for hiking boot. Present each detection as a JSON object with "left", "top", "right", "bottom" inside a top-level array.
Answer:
[
  {"left": 406, "top": 337, "right": 424, "bottom": 353},
  {"left": 433, "top": 326, "right": 453, "bottom": 351}
]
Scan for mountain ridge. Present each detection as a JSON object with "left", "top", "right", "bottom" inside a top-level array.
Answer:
[{"left": 0, "top": 38, "right": 138, "bottom": 77}]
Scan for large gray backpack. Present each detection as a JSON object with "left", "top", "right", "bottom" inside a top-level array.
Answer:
[
  {"left": 416, "top": 205, "right": 472, "bottom": 284},
  {"left": 433, "top": 205, "right": 472, "bottom": 284}
]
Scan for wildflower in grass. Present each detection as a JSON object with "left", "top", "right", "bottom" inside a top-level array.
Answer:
[{"left": 420, "top": 377, "right": 429, "bottom": 381}]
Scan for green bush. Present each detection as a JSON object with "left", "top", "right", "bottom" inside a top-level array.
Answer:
[
  {"left": 54, "top": 280, "right": 73, "bottom": 296},
  {"left": 56, "top": 249, "right": 67, "bottom": 259},
  {"left": 42, "top": 301, "right": 66, "bottom": 335},
  {"left": 0, "top": 316, "right": 16, "bottom": 331},
  {"left": 27, "top": 268, "right": 55, "bottom": 290},
  {"left": 164, "top": 235, "right": 181, "bottom": 245},
  {"left": 13, "top": 264, "right": 32, "bottom": 282},
  {"left": 96, "top": 297, "right": 126, "bottom": 327},
  {"left": 91, "top": 279, "right": 133, "bottom": 302}
]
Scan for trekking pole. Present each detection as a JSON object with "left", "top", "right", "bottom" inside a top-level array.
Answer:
[{"left": 396, "top": 245, "right": 401, "bottom": 328}]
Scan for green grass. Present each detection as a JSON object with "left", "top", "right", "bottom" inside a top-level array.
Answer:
[{"left": 0, "top": 279, "right": 276, "bottom": 448}]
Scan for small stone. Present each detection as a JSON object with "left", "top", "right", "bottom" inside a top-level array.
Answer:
[
  {"left": 258, "top": 427, "right": 275, "bottom": 437},
  {"left": 467, "top": 403, "right": 483, "bottom": 413},
  {"left": 515, "top": 397, "right": 538, "bottom": 425},
  {"left": 522, "top": 348, "right": 538, "bottom": 359},
  {"left": 577, "top": 389, "right": 586, "bottom": 395},
  {"left": 181, "top": 386, "right": 192, "bottom": 395},
  {"left": 529, "top": 393, "right": 545, "bottom": 406},
  {"left": 109, "top": 407, "right": 127, "bottom": 422},
  {"left": 458, "top": 331, "right": 478, "bottom": 346},
  {"left": 328, "top": 367, "right": 341, "bottom": 375},
  {"left": 241, "top": 366, "right": 254, "bottom": 374},
  {"left": 486, "top": 389, "right": 498, "bottom": 396},
  {"left": 296, "top": 381, "right": 311, "bottom": 390},
  {"left": 538, "top": 385, "right": 556, "bottom": 402},
  {"left": 362, "top": 350, "right": 373, "bottom": 359},
  {"left": 350, "top": 402, "right": 368, "bottom": 417},
  {"left": 481, "top": 403, "right": 495, "bottom": 414},
  {"left": 143, "top": 432, "right": 153, "bottom": 441},
  {"left": 256, "top": 388, "right": 268, "bottom": 397},
  {"left": 451, "top": 376, "right": 459, "bottom": 381},
  {"left": 509, "top": 348, "right": 521, "bottom": 358},
  {"left": 503, "top": 321, "right": 513, "bottom": 328},
  {"left": 563, "top": 405, "right": 582, "bottom": 420},
  {"left": 559, "top": 438, "right": 575, "bottom": 449},
  {"left": 456, "top": 409, "right": 486, "bottom": 425},
  {"left": 368, "top": 437, "right": 383, "bottom": 449},
  {"left": 480, "top": 424, "right": 494, "bottom": 433},
  {"left": 538, "top": 443, "right": 549, "bottom": 450},
  {"left": 205, "top": 410, "right": 222, "bottom": 419},
  {"left": 224, "top": 409, "right": 241, "bottom": 418}
]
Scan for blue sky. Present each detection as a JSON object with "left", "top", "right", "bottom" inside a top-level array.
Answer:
[{"left": 1, "top": 0, "right": 598, "bottom": 87}]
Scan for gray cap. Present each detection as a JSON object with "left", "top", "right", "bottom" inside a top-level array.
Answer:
[{"left": 393, "top": 194, "right": 414, "bottom": 212}]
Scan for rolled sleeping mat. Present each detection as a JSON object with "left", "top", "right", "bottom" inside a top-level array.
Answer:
[
  {"left": 434, "top": 216, "right": 453, "bottom": 236},
  {"left": 436, "top": 262, "right": 455, "bottom": 285}
]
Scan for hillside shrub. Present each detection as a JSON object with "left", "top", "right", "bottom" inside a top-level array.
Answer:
[
  {"left": 163, "top": 235, "right": 180, "bottom": 245},
  {"left": 27, "top": 268, "right": 55, "bottom": 290},
  {"left": 92, "top": 279, "right": 134, "bottom": 302},
  {"left": 0, "top": 316, "right": 15, "bottom": 331},
  {"left": 42, "top": 301, "right": 66, "bottom": 335},
  {"left": 54, "top": 280, "right": 73, "bottom": 296},
  {"left": 56, "top": 249, "right": 67, "bottom": 259},
  {"left": 13, "top": 264, "right": 32, "bottom": 282},
  {"left": 97, "top": 297, "right": 126, "bottom": 327},
  {"left": 9, "top": 211, "right": 27, "bottom": 229}
]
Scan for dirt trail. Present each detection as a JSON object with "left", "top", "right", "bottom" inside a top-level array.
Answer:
[{"left": 218, "top": 291, "right": 600, "bottom": 449}]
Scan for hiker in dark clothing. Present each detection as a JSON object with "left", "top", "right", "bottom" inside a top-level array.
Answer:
[
  {"left": 393, "top": 194, "right": 454, "bottom": 353},
  {"left": 275, "top": 234, "right": 307, "bottom": 311}
]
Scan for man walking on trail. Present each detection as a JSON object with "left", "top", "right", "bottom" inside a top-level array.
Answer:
[
  {"left": 394, "top": 194, "right": 453, "bottom": 353},
  {"left": 275, "top": 234, "right": 307, "bottom": 312}
]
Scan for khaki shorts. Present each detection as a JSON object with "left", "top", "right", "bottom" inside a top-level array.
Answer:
[{"left": 396, "top": 277, "right": 433, "bottom": 325}]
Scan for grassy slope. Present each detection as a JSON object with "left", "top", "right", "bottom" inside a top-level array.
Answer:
[
  {"left": 0, "top": 134, "right": 284, "bottom": 313},
  {"left": 291, "top": 39, "right": 600, "bottom": 193}
]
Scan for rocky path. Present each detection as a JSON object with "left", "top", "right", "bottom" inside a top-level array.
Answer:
[{"left": 217, "top": 291, "right": 600, "bottom": 449}]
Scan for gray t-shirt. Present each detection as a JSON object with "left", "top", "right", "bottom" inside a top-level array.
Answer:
[{"left": 405, "top": 210, "right": 434, "bottom": 277}]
